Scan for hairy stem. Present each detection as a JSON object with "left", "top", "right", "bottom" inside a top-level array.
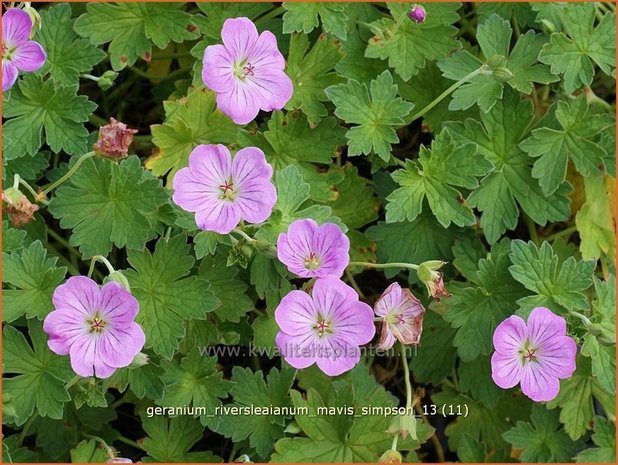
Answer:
[
  {"left": 41, "top": 151, "right": 96, "bottom": 197},
  {"left": 348, "top": 261, "right": 419, "bottom": 271}
]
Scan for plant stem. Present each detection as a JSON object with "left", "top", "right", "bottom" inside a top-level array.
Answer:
[
  {"left": 41, "top": 152, "right": 96, "bottom": 196},
  {"left": 524, "top": 214, "right": 539, "bottom": 246},
  {"left": 128, "top": 65, "right": 190, "bottom": 81},
  {"left": 345, "top": 269, "right": 365, "bottom": 299},
  {"left": 65, "top": 375, "right": 82, "bottom": 390},
  {"left": 115, "top": 435, "right": 145, "bottom": 451},
  {"left": 88, "top": 255, "right": 116, "bottom": 278},
  {"left": 544, "top": 225, "right": 577, "bottom": 243},
  {"left": 256, "top": 5, "right": 285, "bottom": 23},
  {"left": 401, "top": 344, "right": 413, "bottom": 409},
  {"left": 405, "top": 65, "right": 488, "bottom": 124},
  {"left": 232, "top": 228, "right": 256, "bottom": 243},
  {"left": 82, "top": 433, "right": 115, "bottom": 458},
  {"left": 569, "top": 310, "right": 592, "bottom": 327},
  {"left": 348, "top": 261, "right": 419, "bottom": 271}
]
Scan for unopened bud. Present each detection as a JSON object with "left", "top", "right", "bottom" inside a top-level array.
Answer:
[
  {"left": 386, "top": 413, "right": 418, "bottom": 440},
  {"left": 22, "top": 4, "right": 42, "bottom": 36},
  {"left": 128, "top": 352, "right": 149, "bottom": 368},
  {"left": 379, "top": 449, "right": 403, "bottom": 464},
  {"left": 417, "top": 260, "right": 450, "bottom": 301},
  {"left": 98, "top": 71, "right": 119, "bottom": 91},
  {"left": 408, "top": 4, "right": 426, "bottom": 23},
  {"left": 107, "top": 271, "right": 131, "bottom": 291}
]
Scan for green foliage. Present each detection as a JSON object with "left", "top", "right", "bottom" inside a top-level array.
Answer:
[
  {"left": 74, "top": 2, "right": 200, "bottom": 70},
  {"left": 2, "top": 75, "right": 97, "bottom": 159},
  {"left": 282, "top": 2, "right": 349, "bottom": 40},
  {"left": 49, "top": 156, "right": 169, "bottom": 257},
  {"left": 325, "top": 71, "right": 413, "bottom": 161},
  {"left": 575, "top": 417, "right": 616, "bottom": 463}
]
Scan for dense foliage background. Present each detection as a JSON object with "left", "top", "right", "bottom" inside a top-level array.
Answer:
[{"left": 2, "top": 2, "right": 616, "bottom": 463}]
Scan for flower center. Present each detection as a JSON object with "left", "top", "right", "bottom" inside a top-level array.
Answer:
[
  {"left": 2, "top": 45, "right": 14, "bottom": 60},
  {"left": 233, "top": 59, "right": 255, "bottom": 81},
  {"left": 218, "top": 179, "right": 236, "bottom": 200},
  {"left": 304, "top": 252, "right": 321, "bottom": 270},
  {"left": 519, "top": 340, "right": 539, "bottom": 364},
  {"left": 313, "top": 316, "right": 332, "bottom": 338},
  {"left": 87, "top": 314, "right": 107, "bottom": 334}
]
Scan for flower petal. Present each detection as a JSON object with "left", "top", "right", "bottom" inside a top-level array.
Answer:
[
  {"left": 250, "top": 30, "right": 286, "bottom": 70},
  {"left": 220, "top": 17, "right": 259, "bottom": 58},
  {"left": 69, "top": 335, "right": 116, "bottom": 378},
  {"left": 232, "top": 147, "right": 273, "bottom": 185},
  {"left": 311, "top": 277, "right": 359, "bottom": 322},
  {"left": 234, "top": 179, "right": 277, "bottom": 224},
  {"left": 52, "top": 276, "right": 100, "bottom": 317},
  {"left": 538, "top": 336, "right": 577, "bottom": 379},
  {"left": 520, "top": 363, "right": 561, "bottom": 402},
  {"left": 275, "top": 290, "right": 317, "bottom": 336},
  {"left": 188, "top": 144, "right": 232, "bottom": 185},
  {"left": 493, "top": 314, "right": 527, "bottom": 355},
  {"left": 248, "top": 69, "right": 294, "bottom": 111},
  {"left": 98, "top": 323, "right": 145, "bottom": 368},
  {"left": 216, "top": 85, "right": 260, "bottom": 125},
  {"left": 202, "top": 44, "right": 234, "bottom": 93},
  {"left": 276, "top": 219, "right": 319, "bottom": 277},
  {"left": 99, "top": 281, "right": 139, "bottom": 323},
  {"left": 332, "top": 301, "right": 376, "bottom": 346},
  {"left": 172, "top": 167, "right": 216, "bottom": 213},
  {"left": 276, "top": 331, "right": 316, "bottom": 369},
  {"left": 2, "top": 9, "right": 32, "bottom": 48},
  {"left": 315, "top": 337, "right": 360, "bottom": 376},
  {"left": 377, "top": 322, "right": 397, "bottom": 350},
  {"left": 311, "top": 223, "right": 350, "bottom": 277},
  {"left": 491, "top": 351, "right": 523, "bottom": 389},
  {"left": 194, "top": 200, "right": 241, "bottom": 234},
  {"left": 43, "top": 308, "right": 88, "bottom": 354},
  {"left": 12, "top": 40, "right": 46, "bottom": 72},
  {"left": 2, "top": 61, "right": 18, "bottom": 92},
  {"left": 527, "top": 306, "right": 567, "bottom": 349}
]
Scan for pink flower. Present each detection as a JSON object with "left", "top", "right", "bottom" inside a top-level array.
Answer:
[
  {"left": 491, "top": 307, "right": 577, "bottom": 402},
  {"left": 374, "top": 283, "right": 425, "bottom": 349},
  {"left": 172, "top": 144, "right": 276, "bottom": 234},
  {"left": 202, "top": 17, "right": 293, "bottom": 125},
  {"left": 277, "top": 219, "right": 350, "bottom": 278},
  {"left": 275, "top": 277, "right": 375, "bottom": 376},
  {"left": 43, "top": 276, "right": 146, "bottom": 379},
  {"left": 93, "top": 118, "right": 138, "bottom": 160},
  {"left": 2, "top": 8, "right": 46, "bottom": 92},
  {"left": 408, "top": 5, "right": 427, "bottom": 23}
]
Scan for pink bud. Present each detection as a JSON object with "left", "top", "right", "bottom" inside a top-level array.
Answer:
[{"left": 408, "top": 5, "right": 426, "bottom": 23}]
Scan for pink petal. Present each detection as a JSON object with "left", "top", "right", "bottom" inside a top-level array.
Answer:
[
  {"left": 312, "top": 223, "right": 350, "bottom": 277},
  {"left": 172, "top": 167, "right": 216, "bottom": 213},
  {"left": 248, "top": 70, "right": 294, "bottom": 111},
  {"left": 276, "top": 331, "right": 316, "bottom": 369},
  {"left": 221, "top": 17, "right": 259, "bottom": 58},
  {"left": 232, "top": 147, "right": 273, "bottom": 185},
  {"left": 312, "top": 277, "right": 359, "bottom": 321},
  {"left": 43, "top": 308, "right": 88, "bottom": 355},
  {"left": 2, "top": 60, "right": 18, "bottom": 92},
  {"left": 332, "top": 300, "right": 376, "bottom": 346},
  {"left": 275, "top": 290, "right": 317, "bottom": 336},
  {"left": 527, "top": 306, "right": 567, "bottom": 349},
  {"left": 315, "top": 337, "right": 360, "bottom": 376},
  {"left": 377, "top": 322, "right": 397, "bottom": 350},
  {"left": 52, "top": 276, "right": 100, "bottom": 317},
  {"left": 493, "top": 314, "right": 527, "bottom": 355},
  {"left": 12, "top": 41, "right": 46, "bottom": 72},
  {"left": 69, "top": 335, "right": 116, "bottom": 378},
  {"left": 276, "top": 219, "right": 319, "bottom": 277},
  {"left": 216, "top": 85, "right": 260, "bottom": 125},
  {"left": 202, "top": 44, "right": 235, "bottom": 93},
  {"left": 234, "top": 178, "right": 277, "bottom": 224},
  {"left": 491, "top": 351, "right": 523, "bottom": 389},
  {"left": 99, "top": 282, "right": 139, "bottom": 323},
  {"left": 520, "top": 363, "right": 561, "bottom": 402},
  {"left": 194, "top": 200, "right": 241, "bottom": 234},
  {"left": 538, "top": 336, "right": 577, "bottom": 379},
  {"left": 98, "top": 323, "right": 145, "bottom": 368},
  {"left": 2, "top": 9, "right": 32, "bottom": 47},
  {"left": 188, "top": 144, "right": 232, "bottom": 185},
  {"left": 250, "top": 30, "right": 286, "bottom": 70}
]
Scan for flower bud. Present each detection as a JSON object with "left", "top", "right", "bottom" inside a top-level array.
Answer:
[
  {"left": 233, "top": 455, "right": 253, "bottom": 463},
  {"left": 98, "top": 71, "right": 119, "bottom": 91},
  {"left": 22, "top": 4, "right": 42, "bottom": 36},
  {"left": 408, "top": 4, "right": 426, "bottom": 23},
  {"left": 379, "top": 449, "right": 403, "bottom": 464},
  {"left": 128, "top": 352, "right": 149, "bottom": 368},
  {"left": 2, "top": 187, "right": 39, "bottom": 227},
  {"left": 417, "top": 260, "right": 450, "bottom": 301},
  {"left": 93, "top": 118, "right": 138, "bottom": 160},
  {"left": 491, "top": 66, "right": 514, "bottom": 82},
  {"left": 107, "top": 270, "right": 131, "bottom": 291},
  {"left": 386, "top": 412, "right": 418, "bottom": 440}
]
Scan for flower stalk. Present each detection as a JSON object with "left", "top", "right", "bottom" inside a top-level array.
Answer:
[{"left": 40, "top": 151, "right": 96, "bottom": 198}]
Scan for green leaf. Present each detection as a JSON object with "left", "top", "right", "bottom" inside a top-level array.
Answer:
[
  {"left": 2, "top": 75, "right": 97, "bottom": 160},
  {"left": 575, "top": 416, "right": 616, "bottom": 463},
  {"left": 257, "top": 165, "right": 344, "bottom": 243},
  {"left": 575, "top": 174, "right": 616, "bottom": 261},
  {"left": 386, "top": 129, "right": 491, "bottom": 227},
  {"left": 198, "top": 254, "right": 253, "bottom": 322},
  {"left": 520, "top": 96, "right": 614, "bottom": 195},
  {"left": 439, "top": 14, "right": 557, "bottom": 112},
  {"left": 412, "top": 310, "right": 457, "bottom": 385},
  {"left": 590, "top": 275, "right": 616, "bottom": 342},
  {"left": 365, "top": 2, "right": 461, "bottom": 81},
  {"left": 272, "top": 365, "right": 397, "bottom": 462},
  {"left": 148, "top": 88, "right": 244, "bottom": 180},
  {"left": 539, "top": 4, "right": 615, "bottom": 93},
  {"left": 48, "top": 156, "right": 169, "bottom": 257},
  {"left": 2, "top": 220, "right": 29, "bottom": 253},
  {"left": 69, "top": 440, "right": 108, "bottom": 463},
  {"left": 158, "top": 348, "right": 229, "bottom": 427},
  {"left": 325, "top": 71, "right": 413, "bottom": 161},
  {"left": 282, "top": 2, "right": 349, "bottom": 40},
  {"left": 125, "top": 235, "right": 220, "bottom": 358},
  {"left": 141, "top": 414, "right": 222, "bottom": 462},
  {"left": 446, "top": 90, "right": 571, "bottom": 244},
  {"left": 74, "top": 2, "right": 200, "bottom": 70},
  {"left": 285, "top": 33, "right": 344, "bottom": 124},
  {"left": 458, "top": 355, "right": 502, "bottom": 408},
  {"left": 503, "top": 404, "right": 582, "bottom": 462},
  {"left": 366, "top": 211, "right": 463, "bottom": 279},
  {"left": 2, "top": 241, "right": 66, "bottom": 322},
  {"left": 104, "top": 363, "right": 165, "bottom": 400},
  {"left": 580, "top": 333, "right": 615, "bottom": 394},
  {"left": 508, "top": 240, "right": 595, "bottom": 313},
  {"left": 2, "top": 320, "right": 72, "bottom": 426},
  {"left": 326, "top": 165, "right": 378, "bottom": 229},
  {"left": 217, "top": 366, "right": 295, "bottom": 458},
  {"left": 36, "top": 4, "right": 106, "bottom": 83},
  {"left": 443, "top": 245, "right": 526, "bottom": 361}
]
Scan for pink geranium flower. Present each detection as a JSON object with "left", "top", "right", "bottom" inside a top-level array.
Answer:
[
  {"left": 172, "top": 144, "right": 277, "bottom": 234},
  {"left": 2, "top": 8, "right": 46, "bottom": 92},
  {"left": 277, "top": 219, "right": 350, "bottom": 278},
  {"left": 202, "top": 17, "right": 293, "bottom": 125},
  {"left": 275, "top": 277, "right": 375, "bottom": 376},
  {"left": 43, "top": 276, "right": 146, "bottom": 379},
  {"left": 491, "top": 307, "right": 577, "bottom": 402},
  {"left": 374, "top": 282, "right": 425, "bottom": 349}
]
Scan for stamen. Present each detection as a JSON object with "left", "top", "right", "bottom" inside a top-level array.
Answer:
[
  {"left": 89, "top": 315, "right": 106, "bottom": 333},
  {"left": 304, "top": 252, "right": 321, "bottom": 270},
  {"left": 242, "top": 63, "right": 255, "bottom": 77},
  {"left": 219, "top": 180, "right": 236, "bottom": 200},
  {"left": 314, "top": 319, "right": 330, "bottom": 337}
]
